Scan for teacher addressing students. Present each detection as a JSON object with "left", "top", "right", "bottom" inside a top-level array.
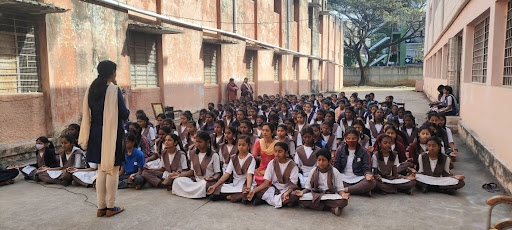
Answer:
[{"left": 79, "top": 60, "right": 130, "bottom": 217}]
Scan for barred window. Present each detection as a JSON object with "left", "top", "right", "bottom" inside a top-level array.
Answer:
[
  {"left": 471, "top": 17, "right": 489, "bottom": 83},
  {"left": 273, "top": 55, "right": 280, "bottom": 82},
  {"left": 128, "top": 31, "right": 158, "bottom": 87},
  {"left": 203, "top": 44, "right": 218, "bottom": 85},
  {"left": 293, "top": 57, "right": 298, "bottom": 81},
  {"left": 0, "top": 13, "right": 39, "bottom": 93},
  {"left": 245, "top": 50, "right": 255, "bottom": 82},
  {"left": 504, "top": 1, "right": 512, "bottom": 86}
]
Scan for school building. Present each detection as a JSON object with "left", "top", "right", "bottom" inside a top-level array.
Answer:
[
  {"left": 423, "top": 0, "right": 512, "bottom": 192},
  {"left": 0, "top": 0, "right": 343, "bottom": 163}
]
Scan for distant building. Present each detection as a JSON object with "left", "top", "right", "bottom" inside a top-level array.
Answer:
[
  {"left": 423, "top": 0, "right": 512, "bottom": 192},
  {"left": 0, "top": 0, "right": 343, "bottom": 164}
]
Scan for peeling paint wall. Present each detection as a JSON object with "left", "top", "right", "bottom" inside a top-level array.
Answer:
[{"left": 0, "top": 0, "right": 342, "bottom": 151}]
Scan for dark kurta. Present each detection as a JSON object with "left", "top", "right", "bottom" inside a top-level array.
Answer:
[{"left": 86, "top": 88, "right": 130, "bottom": 166}]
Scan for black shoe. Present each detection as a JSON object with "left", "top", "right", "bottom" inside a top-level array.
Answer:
[
  {"left": 253, "top": 197, "right": 265, "bottom": 206},
  {"left": 61, "top": 179, "right": 72, "bottom": 186},
  {"left": 419, "top": 185, "right": 428, "bottom": 193},
  {"left": 24, "top": 176, "right": 32, "bottom": 181},
  {"left": 241, "top": 199, "right": 249, "bottom": 205},
  {"left": 209, "top": 194, "right": 223, "bottom": 201}
]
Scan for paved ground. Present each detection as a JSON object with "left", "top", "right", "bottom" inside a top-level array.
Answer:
[{"left": 1, "top": 87, "right": 511, "bottom": 230}]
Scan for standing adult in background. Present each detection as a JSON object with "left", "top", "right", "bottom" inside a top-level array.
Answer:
[
  {"left": 241, "top": 77, "right": 254, "bottom": 101},
  {"left": 79, "top": 60, "right": 130, "bottom": 217},
  {"left": 227, "top": 78, "right": 239, "bottom": 102}
]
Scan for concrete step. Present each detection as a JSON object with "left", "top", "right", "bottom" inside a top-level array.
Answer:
[
  {"left": 446, "top": 116, "right": 461, "bottom": 125},
  {"left": 447, "top": 124, "right": 458, "bottom": 134}
]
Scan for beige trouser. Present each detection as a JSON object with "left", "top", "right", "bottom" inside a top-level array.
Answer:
[{"left": 96, "top": 165, "right": 120, "bottom": 209}]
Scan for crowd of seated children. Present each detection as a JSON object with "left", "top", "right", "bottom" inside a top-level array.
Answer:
[{"left": 5, "top": 90, "right": 466, "bottom": 216}]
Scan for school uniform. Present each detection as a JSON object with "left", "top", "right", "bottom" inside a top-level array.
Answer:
[
  {"left": 306, "top": 112, "right": 317, "bottom": 124},
  {"left": 253, "top": 159, "right": 299, "bottom": 208},
  {"left": 299, "top": 166, "right": 348, "bottom": 211},
  {"left": 339, "top": 118, "right": 355, "bottom": 134},
  {"left": 118, "top": 148, "right": 145, "bottom": 189},
  {"left": 38, "top": 147, "right": 86, "bottom": 185},
  {"left": 210, "top": 133, "right": 225, "bottom": 152},
  {"left": 295, "top": 146, "right": 320, "bottom": 188},
  {"left": 372, "top": 152, "right": 415, "bottom": 194},
  {"left": 211, "top": 154, "right": 256, "bottom": 202},
  {"left": 218, "top": 143, "right": 238, "bottom": 173},
  {"left": 278, "top": 136, "right": 296, "bottom": 158},
  {"left": 20, "top": 148, "right": 59, "bottom": 180},
  {"left": 333, "top": 123, "right": 343, "bottom": 140},
  {"left": 71, "top": 163, "right": 98, "bottom": 187},
  {"left": 142, "top": 149, "right": 188, "bottom": 188},
  {"left": 176, "top": 124, "right": 189, "bottom": 146},
  {"left": 333, "top": 144, "right": 376, "bottom": 195},
  {"left": 322, "top": 135, "right": 338, "bottom": 152},
  {"left": 416, "top": 152, "right": 465, "bottom": 192},
  {"left": 142, "top": 125, "right": 156, "bottom": 146},
  {"left": 359, "top": 134, "right": 371, "bottom": 149},
  {"left": 401, "top": 126, "right": 417, "bottom": 147},
  {"left": 172, "top": 150, "right": 221, "bottom": 198},
  {"left": 366, "top": 120, "right": 385, "bottom": 144},
  {"left": 278, "top": 111, "right": 291, "bottom": 122},
  {"left": 354, "top": 108, "right": 367, "bottom": 118}
]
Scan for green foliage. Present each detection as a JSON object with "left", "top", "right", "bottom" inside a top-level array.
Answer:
[{"left": 330, "top": 0, "right": 425, "bottom": 84}]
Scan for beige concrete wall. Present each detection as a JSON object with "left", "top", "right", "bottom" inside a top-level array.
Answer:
[
  {"left": 344, "top": 66, "right": 424, "bottom": 87},
  {"left": 423, "top": 0, "right": 512, "bottom": 182}
]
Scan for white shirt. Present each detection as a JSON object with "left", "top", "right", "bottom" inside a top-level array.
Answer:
[
  {"left": 225, "top": 154, "right": 256, "bottom": 188},
  {"left": 322, "top": 135, "right": 338, "bottom": 151},
  {"left": 158, "top": 150, "right": 189, "bottom": 172},
  {"left": 417, "top": 154, "right": 452, "bottom": 175},
  {"left": 304, "top": 166, "right": 344, "bottom": 192},
  {"left": 372, "top": 154, "right": 399, "bottom": 172},
  {"left": 189, "top": 152, "right": 221, "bottom": 181},
  {"left": 343, "top": 149, "right": 357, "bottom": 177},
  {"left": 142, "top": 126, "right": 156, "bottom": 143},
  {"left": 294, "top": 146, "right": 316, "bottom": 177},
  {"left": 264, "top": 159, "right": 299, "bottom": 192}
]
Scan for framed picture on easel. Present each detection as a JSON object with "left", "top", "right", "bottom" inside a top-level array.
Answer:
[{"left": 151, "top": 103, "right": 164, "bottom": 119}]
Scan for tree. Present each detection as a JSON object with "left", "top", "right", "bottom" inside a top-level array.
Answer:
[{"left": 329, "top": 0, "right": 426, "bottom": 85}]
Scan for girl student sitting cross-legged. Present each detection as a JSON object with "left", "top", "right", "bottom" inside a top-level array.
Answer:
[
  {"left": 37, "top": 135, "right": 87, "bottom": 186},
  {"left": 172, "top": 131, "right": 221, "bottom": 198},
  {"left": 414, "top": 137, "right": 465, "bottom": 195},
  {"left": 372, "top": 134, "right": 416, "bottom": 195},
  {"left": 142, "top": 134, "right": 189, "bottom": 190},
  {"left": 295, "top": 148, "right": 350, "bottom": 216},
  {"left": 333, "top": 128, "right": 376, "bottom": 197},
  {"left": 218, "top": 126, "right": 238, "bottom": 173},
  {"left": 19, "top": 136, "right": 59, "bottom": 181},
  {"left": 295, "top": 127, "right": 320, "bottom": 189},
  {"left": 247, "top": 142, "right": 300, "bottom": 208},
  {"left": 206, "top": 135, "right": 256, "bottom": 202}
]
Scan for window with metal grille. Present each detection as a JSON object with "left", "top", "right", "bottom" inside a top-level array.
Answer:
[
  {"left": 504, "top": 1, "right": 512, "bottom": 86},
  {"left": 293, "top": 57, "right": 298, "bottom": 80},
  {"left": 203, "top": 44, "right": 218, "bottom": 85},
  {"left": 128, "top": 31, "right": 158, "bottom": 87},
  {"left": 471, "top": 17, "right": 489, "bottom": 83},
  {"left": 0, "top": 13, "right": 39, "bottom": 94},
  {"left": 245, "top": 50, "right": 255, "bottom": 82},
  {"left": 273, "top": 55, "right": 280, "bottom": 82}
]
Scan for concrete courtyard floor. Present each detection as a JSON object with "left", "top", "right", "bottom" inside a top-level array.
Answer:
[{"left": 1, "top": 87, "right": 511, "bottom": 230}]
